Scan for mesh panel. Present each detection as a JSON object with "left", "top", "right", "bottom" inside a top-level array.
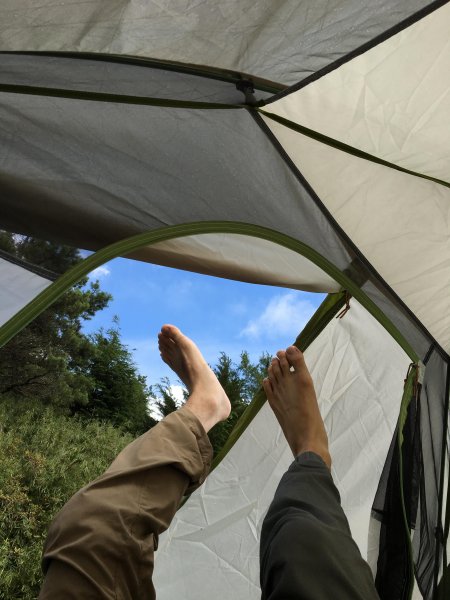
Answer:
[{"left": 373, "top": 351, "right": 449, "bottom": 599}]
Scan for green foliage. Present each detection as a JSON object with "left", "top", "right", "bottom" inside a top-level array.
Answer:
[
  {"left": 149, "top": 351, "right": 271, "bottom": 456},
  {"left": 150, "top": 376, "right": 184, "bottom": 417},
  {"left": 72, "top": 328, "right": 157, "bottom": 435},
  {"left": 11, "top": 234, "right": 83, "bottom": 274},
  {"left": 0, "top": 397, "right": 133, "bottom": 600},
  {"left": 0, "top": 231, "right": 274, "bottom": 598},
  {"left": 208, "top": 351, "right": 271, "bottom": 455},
  {"left": 0, "top": 233, "right": 154, "bottom": 435},
  {"left": 0, "top": 233, "right": 111, "bottom": 409},
  {"left": 0, "top": 231, "right": 16, "bottom": 255}
]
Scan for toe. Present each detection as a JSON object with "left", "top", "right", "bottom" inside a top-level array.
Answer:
[
  {"left": 270, "top": 357, "right": 282, "bottom": 382},
  {"left": 161, "top": 324, "right": 182, "bottom": 341},
  {"left": 263, "top": 377, "right": 274, "bottom": 401},
  {"left": 276, "top": 350, "right": 290, "bottom": 375},
  {"left": 158, "top": 335, "right": 173, "bottom": 351},
  {"left": 286, "top": 346, "right": 305, "bottom": 371},
  {"left": 267, "top": 363, "right": 276, "bottom": 384}
]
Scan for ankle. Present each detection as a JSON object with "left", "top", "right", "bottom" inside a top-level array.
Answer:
[
  {"left": 184, "top": 395, "right": 221, "bottom": 433},
  {"left": 293, "top": 441, "right": 331, "bottom": 469}
]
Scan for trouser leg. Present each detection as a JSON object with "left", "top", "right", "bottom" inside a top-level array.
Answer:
[
  {"left": 260, "top": 452, "right": 380, "bottom": 600},
  {"left": 39, "top": 406, "right": 212, "bottom": 600}
]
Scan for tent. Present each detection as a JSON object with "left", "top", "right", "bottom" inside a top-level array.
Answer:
[{"left": 0, "top": 1, "right": 449, "bottom": 597}]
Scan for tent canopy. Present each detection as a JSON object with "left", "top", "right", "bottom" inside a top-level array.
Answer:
[{"left": 0, "top": 1, "right": 449, "bottom": 599}]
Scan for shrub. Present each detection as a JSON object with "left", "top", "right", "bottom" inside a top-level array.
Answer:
[{"left": 0, "top": 398, "right": 133, "bottom": 599}]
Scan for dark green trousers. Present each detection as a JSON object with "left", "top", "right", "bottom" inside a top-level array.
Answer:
[{"left": 260, "top": 452, "right": 380, "bottom": 599}]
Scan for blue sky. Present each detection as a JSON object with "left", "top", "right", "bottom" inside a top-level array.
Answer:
[{"left": 82, "top": 258, "right": 326, "bottom": 390}]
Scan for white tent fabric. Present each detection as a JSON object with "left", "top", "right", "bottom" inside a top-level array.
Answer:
[
  {"left": 0, "top": 257, "right": 52, "bottom": 327},
  {"left": 262, "top": 2, "right": 450, "bottom": 352},
  {"left": 261, "top": 118, "right": 450, "bottom": 352},
  {"left": 140, "top": 234, "right": 341, "bottom": 292},
  {"left": 153, "top": 300, "right": 411, "bottom": 598},
  {"left": 264, "top": 4, "right": 450, "bottom": 179}
]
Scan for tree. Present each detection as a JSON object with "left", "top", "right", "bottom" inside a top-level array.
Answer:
[
  {"left": 208, "top": 351, "right": 271, "bottom": 454},
  {"left": 149, "top": 351, "right": 272, "bottom": 456},
  {"left": 73, "top": 327, "right": 157, "bottom": 435},
  {"left": 0, "top": 233, "right": 111, "bottom": 409},
  {"left": 150, "top": 377, "right": 183, "bottom": 418},
  {"left": 238, "top": 350, "right": 272, "bottom": 400}
]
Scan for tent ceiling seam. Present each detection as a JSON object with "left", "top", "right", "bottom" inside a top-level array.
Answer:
[
  {"left": 262, "top": 0, "right": 450, "bottom": 105},
  {"left": 0, "top": 50, "right": 285, "bottom": 94},
  {"left": 0, "top": 81, "right": 446, "bottom": 188},
  {"left": 0, "top": 83, "right": 244, "bottom": 110},
  {"left": 249, "top": 109, "right": 449, "bottom": 362},
  {"left": 257, "top": 109, "right": 450, "bottom": 189}
]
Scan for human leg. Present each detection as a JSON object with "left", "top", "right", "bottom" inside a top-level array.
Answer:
[
  {"left": 260, "top": 346, "right": 379, "bottom": 600},
  {"left": 39, "top": 325, "right": 230, "bottom": 600}
]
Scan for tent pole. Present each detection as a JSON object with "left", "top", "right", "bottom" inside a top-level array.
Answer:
[{"left": 433, "top": 360, "right": 450, "bottom": 597}]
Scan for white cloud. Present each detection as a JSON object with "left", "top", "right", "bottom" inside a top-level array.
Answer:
[
  {"left": 90, "top": 265, "right": 111, "bottom": 279},
  {"left": 169, "top": 385, "right": 186, "bottom": 402},
  {"left": 148, "top": 384, "right": 187, "bottom": 419},
  {"left": 240, "top": 292, "right": 315, "bottom": 340}
]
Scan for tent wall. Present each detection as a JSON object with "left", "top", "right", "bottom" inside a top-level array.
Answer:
[
  {"left": 264, "top": 3, "right": 450, "bottom": 181},
  {"left": 261, "top": 1, "right": 450, "bottom": 352},
  {"left": 0, "top": 250, "right": 55, "bottom": 327},
  {"left": 153, "top": 300, "right": 411, "bottom": 598}
]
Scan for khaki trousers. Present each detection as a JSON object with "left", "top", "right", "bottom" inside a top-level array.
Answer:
[{"left": 39, "top": 407, "right": 212, "bottom": 600}]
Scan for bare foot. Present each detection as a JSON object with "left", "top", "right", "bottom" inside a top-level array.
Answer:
[
  {"left": 158, "top": 325, "right": 231, "bottom": 433},
  {"left": 263, "top": 346, "right": 331, "bottom": 469}
]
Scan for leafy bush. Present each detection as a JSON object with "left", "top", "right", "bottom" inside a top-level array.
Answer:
[{"left": 0, "top": 398, "right": 133, "bottom": 599}]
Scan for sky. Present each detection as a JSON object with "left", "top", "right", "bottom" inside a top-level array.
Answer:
[{"left": 82, "top": 258, "right": 326, "bottom": 391}]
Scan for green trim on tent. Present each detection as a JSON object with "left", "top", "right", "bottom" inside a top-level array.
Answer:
[
  {"left": 442, "top": 468, "right": 450, "bottom": 596},
  {"left": 0, "top": 83, "right": 244, "bottom": 110},
  {"left": 211, "top": 291, "right": 348, "bottom": 470},
  {"left": 257, "top": 109, "right": 450, "bottom": 190},
  {"left": 435, "top": 362, "right": 450, "bottom": 595},
  {"left": 398, "top": 365, "right": 419, "bottom": 600},
  {"left": 0, "top": 222, "right": 419, "bottom": 363},
  {"left": 0, "top": 78, "right": 448, "bottom": 189},
  {"left": 0, "top": 51, "right": 286, "bottom": 95}
]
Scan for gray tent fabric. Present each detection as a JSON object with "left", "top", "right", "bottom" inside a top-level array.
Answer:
[
  {"left": 0, "top": 53, "right": 277, "bottom": 102},
  {"left": 0, "top": 0, "right": 441, "bottom": 86},
  {"left": 0, "top": 92, "right": 353, "bottom": 266},
  {"left": 0, "top": 62, "right": 441, "bottom": 360},
  {"left": 0, "top": 1, "right": 449, "bottom": 598}
]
